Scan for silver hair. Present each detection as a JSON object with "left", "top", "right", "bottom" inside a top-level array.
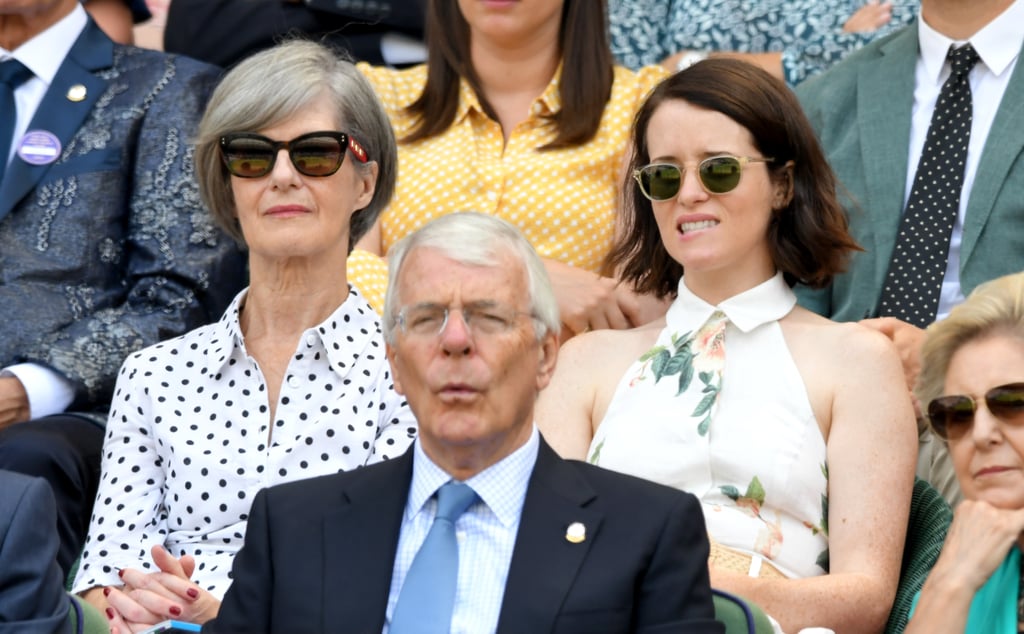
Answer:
[
  {"left": 193, "top": 39, "right": 397, "bottom": 251},
  {"left": 381, "top": 212, "right": 561, "bottom": 344}
]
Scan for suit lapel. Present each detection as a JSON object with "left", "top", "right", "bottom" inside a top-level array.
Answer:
[
  {"left": 495, "top": 440, "right": 603, "bottom": 634},
  {"left": 856, "top": 25, "right": 918, "bottom": 291},
  {"left": 322, "top": 449, "right": 413, "bottom": 634},
  {"left": 960, "top": 39, "right": 1024, "bottom": 267},
  {"left": 0, "top": 20, "right": 112, "bottom": 221}
]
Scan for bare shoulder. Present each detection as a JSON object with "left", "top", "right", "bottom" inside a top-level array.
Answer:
[
  {"left": 558, "top": 319, "right": 664, "bottom": 373},
  {"left": 782, "top": 306, "right": 898, "bottom": 366}
]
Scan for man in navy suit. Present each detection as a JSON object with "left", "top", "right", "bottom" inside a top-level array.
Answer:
[
  {"left": 0, "top": 0, "right": 244, "bottom": 577},
  {"left": 204, "top": 213, "right": 720, "bottom": 634}
]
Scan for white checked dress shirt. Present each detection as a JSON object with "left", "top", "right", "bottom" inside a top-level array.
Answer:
[{"left": 384, "top": 427, "right": 540, "bottom": 634}]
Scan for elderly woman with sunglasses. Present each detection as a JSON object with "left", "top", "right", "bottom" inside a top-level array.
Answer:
[
  {"left": 72, "top": 40, "right": 417, "bottom": 630},
  {"left": 904, "top": 272, "right": 1024, "bottom": 634},
  {"left": 348, "top": 0, "right": 670, "bottom": 339},
  {"left": 537, "top": 58, "right": 916, "bottom": 633}
]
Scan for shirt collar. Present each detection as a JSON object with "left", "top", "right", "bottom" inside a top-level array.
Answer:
[
  {"left": 668, "top": 271, "right": 796, "bottom": 334},
  {"left": 215, "top": 285, "right": 381, "bottom": 375},
  {"left": 1, "top": 4, "right": 87, "bottom": 84},
  {"left": 918, "top": 1, "right": 1024, "bottom": 83},
  {"left": 454, "top": 63, "right": 564, "bottom": 125},
  {"left": 407, "top": 426, "right": 539, "bottom": 528}
]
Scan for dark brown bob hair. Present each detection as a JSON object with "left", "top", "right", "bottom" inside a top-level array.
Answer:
[
  {"left": 402, "top": 0, "right": 613, "bottom": 151},
  {"left": 608, "top": 58, "right": 860, "bottom": 299}
]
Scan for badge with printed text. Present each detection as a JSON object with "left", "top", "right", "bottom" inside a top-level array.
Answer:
[{"left": 17, "top": 130, "right": 61, "bottom": 166}]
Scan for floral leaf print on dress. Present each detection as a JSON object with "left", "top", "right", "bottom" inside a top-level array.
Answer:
[{"left": 630, "top": 310, "right": 727, "bottom": 436}]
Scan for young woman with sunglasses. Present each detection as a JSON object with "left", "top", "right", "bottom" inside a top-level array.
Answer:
[
  {"left": 348, "top": 0, "right": 670, "bottom": 339},
  {"left": 73, "top": 40, "right": 417, "bottom": 630},
  {"left": 537, "top": 58, "right": 917, "bottom": 633},
  {"left": 906, "top": 271, "right": 1024, "bottom": 634}
]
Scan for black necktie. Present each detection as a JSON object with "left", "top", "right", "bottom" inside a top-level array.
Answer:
[
  {"left": 877, "top": 44, "right": 979, "bottom": 327},
  {"left": 0, "top": 58, "right": 33, "bottom": 184}
]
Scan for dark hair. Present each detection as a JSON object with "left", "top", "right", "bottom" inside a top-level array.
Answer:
[
  {"left": 401, "top": 0, "right": 613, "bottom": 151},
  {"left": 609, "top": 58, "right": 861, "bottom": 298}
]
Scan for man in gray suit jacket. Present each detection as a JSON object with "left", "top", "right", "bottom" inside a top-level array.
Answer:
[
  {"left": 0, "top": 0, "right": 244, "bottom": 576},
  {"left": 795, "top": 0, "right": 1023, "bottom": 503}
]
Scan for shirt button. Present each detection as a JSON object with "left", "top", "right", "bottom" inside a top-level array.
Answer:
[
  {"left": 287, "top": 376, "right": 300, "bottom": 388},
  {"left": 305, "top": 334, "right": 317, "bottom": 346}
]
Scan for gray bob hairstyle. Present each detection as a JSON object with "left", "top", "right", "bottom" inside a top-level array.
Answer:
[
  {"left": 194, "top": 39, "right": 397, "bottom": 251},
  {"left": 917, "top": 271, "right": 1024, "bottom": 427},
  {"left": 381, "top": 212, "right": 561, "bottom": 344}
]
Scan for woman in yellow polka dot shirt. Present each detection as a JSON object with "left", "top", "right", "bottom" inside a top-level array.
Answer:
[{"left": 349, "top": 0, "right": 669, "bottom": 337}]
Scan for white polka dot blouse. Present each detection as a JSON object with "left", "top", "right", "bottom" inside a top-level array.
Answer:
[{"left": 72, "top": 286, "right": 417, "bottom": 598}]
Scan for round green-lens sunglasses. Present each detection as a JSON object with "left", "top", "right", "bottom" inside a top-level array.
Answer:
[{"left": 633, "top": 155, "right": 775, "bottom": 200}]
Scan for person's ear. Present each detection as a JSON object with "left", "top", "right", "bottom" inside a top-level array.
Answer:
[
  {"left": 354, "top": 161, "right": 379, "bottom": 210},
  {"left": 385, "top": 342, "right": 406, "bottom": 396},
  {"left": 535, "top": 330, "right": 559, "bottom": 391},
  {"left": 773, "top": 161, "right": 795, "bottom": 210}
]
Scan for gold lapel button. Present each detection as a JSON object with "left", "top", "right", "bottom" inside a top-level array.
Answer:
[
  {"left": 67, "top": 84, "right": 87, "bottom": 102},
  {"left": 565, "top": 522, "right": 586, "bottom": 544}
]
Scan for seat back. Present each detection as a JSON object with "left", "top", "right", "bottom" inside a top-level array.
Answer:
[
  {"left": 68, "top": 594, "right": 109, "bottom": 634},
  {"left": 884, "top": 477, "right": 953, "bottom": 633},
  {"left": 713, "top": 588, "right": 775, "bottom": 634}
]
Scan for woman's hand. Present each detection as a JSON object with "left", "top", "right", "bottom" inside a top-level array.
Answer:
[
  {"left": 843, "top": 0, "right": 893, "bottom": 33},
  {"left": 543, "top": 258, "right": 667, "bottom": 338},
  {"left": 905, "top": 500, "right": 1024, "bottom": 633},
  {"left": 928, "top": 500, "right": 1024, "bottom": 593},
  {"left": 105, "top": 546, "right": 221, "bottom": 630}
]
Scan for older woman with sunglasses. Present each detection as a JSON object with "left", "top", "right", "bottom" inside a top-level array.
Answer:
[
  {"left": 904, "top": 272, "right": 1024, "bottom": 634},
  {"left": 537, "top": 58, "right": 916, "bottom": 633},
  {"left": 348, "top": 0, "right": 670, "bottom": 339},
  {"left": 72, "top": 40, "right": 417, "bottom": 630}
]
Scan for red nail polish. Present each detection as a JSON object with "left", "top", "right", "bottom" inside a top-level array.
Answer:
[
  {"left": 169, "top": 606, "right": 182, "bottom": 616},
  {"left": 117, "top": 569, "right": 125, "bottom": 579},
  {"left": 186, "top": 588, "right": 199, "bottom": 599},
  {"left": 105, "top": 608, "right": 115, "bottom": 619},
  {"left": 103, "top": 587, "right": 111, "bottom": 597}
]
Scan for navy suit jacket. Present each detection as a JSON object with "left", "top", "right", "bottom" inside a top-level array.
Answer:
[
  {"left": 0, "top": 20, "right": 246, "bottom": 413},
  {"left": 206, "top": 438, "right": 722, "bottom": 634},
  {"left": 0, "top": 470, "right": 71, "bottom": 634},
  {"left": 794, "top": 21, "right": 1024, "bottom": 321}
]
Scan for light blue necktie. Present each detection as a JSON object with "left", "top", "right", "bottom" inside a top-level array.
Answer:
[
  {"left": 390, "top": 481, "right": 478, "bottom": 633},
  {"left": 0, "top": 59, "right": 32, "bottom": 185}
]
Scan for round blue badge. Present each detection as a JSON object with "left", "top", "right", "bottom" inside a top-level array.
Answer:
[{"left": 17, "top": 130, "right": 62, "bottom": 166}]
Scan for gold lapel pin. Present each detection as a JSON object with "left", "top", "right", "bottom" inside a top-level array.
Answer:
[
  {"left": 67, "top": 84, "right": 87, "bottom": 102},
  {"left": 565, "top": 522, "right": 586, "bottom": 544}
]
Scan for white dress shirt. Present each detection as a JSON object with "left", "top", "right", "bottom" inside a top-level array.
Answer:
[
  {"left": 384, "top": 427, "right": 540, "bottom": 634},
  {"left": 0, "top": 4, "right": 88, "bottom": 418},
  {"left": 907, "top": 0, "right": 1023, "bottom": 319}
]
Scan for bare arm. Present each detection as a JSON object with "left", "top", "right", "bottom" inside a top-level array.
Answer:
[
  {"left": 713, "top": 326, "right": 916, "bottom": 632},
  {"left": 536, "top": 333, "right": 602, "bottom": 459}
]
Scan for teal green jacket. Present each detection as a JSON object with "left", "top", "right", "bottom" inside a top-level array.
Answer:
[{"left": 795, "top": 21, "right": 1024, "bottom": 321}]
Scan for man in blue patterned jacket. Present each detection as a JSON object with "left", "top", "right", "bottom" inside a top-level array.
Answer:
[{"left": 0, "top": 0, "right": 244, "bottom": 577}]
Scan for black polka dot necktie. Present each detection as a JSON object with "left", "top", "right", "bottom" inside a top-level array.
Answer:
[
  {"left": 877, "top": 44, "right": 979, "bottom": 328},
  {"left": 0, "top": 58, "right": 33, "bottom": 184}
]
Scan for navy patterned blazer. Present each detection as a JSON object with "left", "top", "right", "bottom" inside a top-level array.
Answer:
[{"left": 0, "top": 20, "right": 245, "bottom": 415}]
